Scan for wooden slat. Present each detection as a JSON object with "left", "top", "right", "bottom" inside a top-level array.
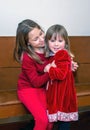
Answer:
[
  {"left": 0, "top": 37, "right": 20, "bottom": 67},
  {"left": 74, "top": 64, "right": 90, "bottom": 83},
  {"left": 0, "top": 104, "right": 29, "bottom": 119},
  {"left": 70, "top": 36, "right": 90, "bottom": 63},
  {"left": 0, "top": 68, "right": 20, "bottom": 90},
  {"left": 0, "top": 64, "right": 90, "bottom": 91},
  {"left": 76, "top": 85, "right": 90, "bottom": 107},
  {"left": 0, "top": 36, "right": 90, "bottom": 66},
  {"left": 0, "top": 90, "right": 19, "bottom": 105},
  {"left": 0, "top": 90, "right": 29, "bottom": 119},
  {"left": 77, "top": 95, "right": 90, "bottom": 107}
]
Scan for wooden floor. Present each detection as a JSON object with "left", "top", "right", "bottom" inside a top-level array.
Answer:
[{"left": 0, "top": 111, "right": 90, "bottom": 130}]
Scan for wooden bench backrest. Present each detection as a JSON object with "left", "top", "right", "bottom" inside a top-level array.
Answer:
[
  {"left": 0, "top": 37, "right": 20, "bottom": 90},
  {"left": 0, "top": 36, "right": 90, "bottom": 90},
  {"left": 70, "top": 36, "right": 90, "bottom": 85}
]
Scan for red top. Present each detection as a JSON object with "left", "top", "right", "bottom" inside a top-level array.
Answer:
[
  {"left": 46, "top": 50, "right": 78, "bottom": 122},
  {"left": 17, "top": 52, "right": 49, "bottom": 90}
]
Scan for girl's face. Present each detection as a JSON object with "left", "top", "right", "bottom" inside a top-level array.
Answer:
[
  {"left": 48, "top": 34, "right": 65, "bottom": 54},
  {"left": 28, "top": 28, "right": 45, "bottom": 52}
]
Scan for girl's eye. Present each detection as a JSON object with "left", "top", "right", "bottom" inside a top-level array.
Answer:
[
  {"left": 33, "top": 37, "right": 38, "bottom": 41},
  {"left": 50, "top": 39, "right": 55, "bottom": 42},
  {"left": 59, "top": 40, "right": 63, "bottom": 42},
  {"left": 40, "top": 32, "right": 43, "bottom": 36}
]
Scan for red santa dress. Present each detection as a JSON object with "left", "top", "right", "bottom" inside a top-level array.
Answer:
[{"left": 46, "top": 49, "right": 78, "bottom": 122}]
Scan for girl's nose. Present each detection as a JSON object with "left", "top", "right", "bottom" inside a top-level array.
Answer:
[{"left": 55, "top": 41, "right": 58, "bottom": 45}]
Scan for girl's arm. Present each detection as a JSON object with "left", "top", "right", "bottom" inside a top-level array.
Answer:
[
  {"left": 22, "top": 53, "right": 49, "bottom": 88},
  {"left": 48, "top": 61, "right": 69, "bottom": 80},
  {"left": 44, "top": 60, "right": 78, "bottom": 73},
  {"left": 44, "top": 50, "right": 72, "bottom": 80}
]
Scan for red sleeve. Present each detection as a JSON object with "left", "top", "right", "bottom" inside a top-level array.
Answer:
[
  {"left": 22, "top": 53, "right": 49, "bottom": 88},
  {"left": 49, "top": 50, "right": 71, "bottom": 80}
]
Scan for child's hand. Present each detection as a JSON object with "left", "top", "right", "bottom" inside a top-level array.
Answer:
[
  {"left": 44, "top": 64, "right": 51, "bottom": 72},
  {"left": 44, "top": 61, "right": 56, "bottom": 73},
  {"left": 71, "top": 61, "right": 79, "bottom": 71},
  {"left": 50, "top": 61, "right": 56, "bottom": 67}
]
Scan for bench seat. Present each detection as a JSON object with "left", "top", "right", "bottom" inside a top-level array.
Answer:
[
  {"left": 0, "top": 85, "right": 90, "bottom": 124},
  {"left": 76, "top": 85, "right": 90, "bottom": 107},
  {"left": 0, "top": 89, "right": 33, "bottom": 124}
]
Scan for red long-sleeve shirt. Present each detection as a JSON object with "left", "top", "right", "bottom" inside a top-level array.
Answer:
[{"left": 17, "top": 52, "right": 49, "bottom": 90}]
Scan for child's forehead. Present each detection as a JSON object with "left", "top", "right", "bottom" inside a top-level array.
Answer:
[{"left": 51, "top": 33, "right": 63, "bottom": 39}]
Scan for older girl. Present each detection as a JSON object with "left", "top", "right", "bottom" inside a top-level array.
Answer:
[{"left": 14, "top": 19, "right": 52, "bottom": 130}]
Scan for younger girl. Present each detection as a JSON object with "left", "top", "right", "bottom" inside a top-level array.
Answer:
[{"left": 44, "top": 24, "right": 78, "bottom": 130}]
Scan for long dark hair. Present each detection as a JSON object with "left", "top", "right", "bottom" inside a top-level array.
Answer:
[{"left": 14, "top": 19, "right": 44, "bottom": 63}]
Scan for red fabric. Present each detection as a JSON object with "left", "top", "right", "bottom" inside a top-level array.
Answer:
[
  {"left": 18, "top": 88, "right": 52, "bottom": 130},
  {"left": 17, "top": 52, "right": 53, "bottom": 130},
  {"left": 17, "top": 52, "right": 49, "bottom": 90},
  {"left": 46, "top": 50, "right": 78, "bottom": 115}
]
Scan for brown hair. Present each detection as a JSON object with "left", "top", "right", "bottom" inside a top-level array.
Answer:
[
  {"left": 45, "top": 24, "right": 74, "bottom": 58},
  {"left": 14, "top": 19, "right": 44, "bottom": 64}
]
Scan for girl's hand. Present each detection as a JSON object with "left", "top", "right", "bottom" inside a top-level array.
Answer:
[
  {"left": 44, "top": 61, "right": 57, "bottom": 73},
  {"left": 44, "top": 64, "right": 51, "bottom": 72},
  {"left": 50, "top": 61, "right": 56, "bottom": 68},
  {"left": 44, "top": 61, "right": 56, "bottom": 73},
  {"left": 71, "top": 61, "right": 79, "bottom": 71}
]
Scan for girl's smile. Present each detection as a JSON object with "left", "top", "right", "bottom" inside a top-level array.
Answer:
[{"left": 48, "top": 35, "right": 65, "bottom": 54}]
